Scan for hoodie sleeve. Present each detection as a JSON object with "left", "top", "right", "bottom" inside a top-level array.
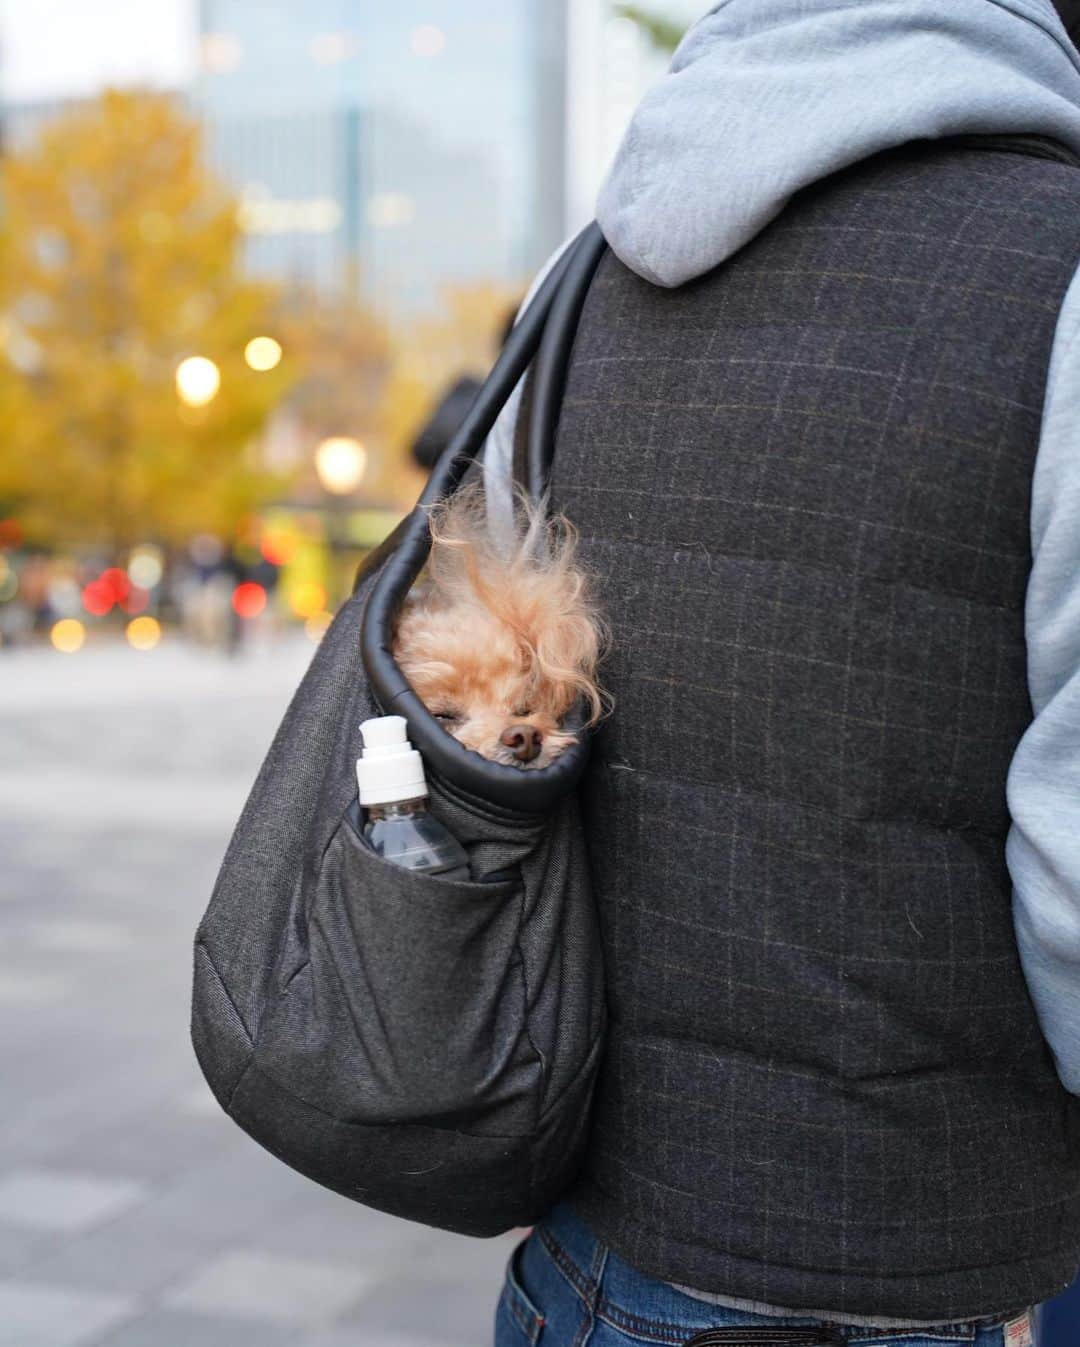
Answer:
[{"left": 1008, "top": 261, "right": 1080, "bottom": 1095}]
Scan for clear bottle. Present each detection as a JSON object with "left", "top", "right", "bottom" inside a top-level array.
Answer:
[{"left": 354, "top": 716, "right": 470, "bottom": 880}]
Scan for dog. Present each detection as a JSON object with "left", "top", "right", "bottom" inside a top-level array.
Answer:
[{"left": 392, "top": 484, "right": 608, "bottom": 769}]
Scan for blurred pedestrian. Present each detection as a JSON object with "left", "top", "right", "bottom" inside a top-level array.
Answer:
[{"left": 411, "top": 307, "right": 520, "bottom": 471}]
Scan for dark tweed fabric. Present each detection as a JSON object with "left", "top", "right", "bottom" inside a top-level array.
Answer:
[
  {"left": 550, "top": 144, "right": 1080, "bottom": 1319},
  {"left": 192, "top": 572, "right": 606, "bottom": 1237}
]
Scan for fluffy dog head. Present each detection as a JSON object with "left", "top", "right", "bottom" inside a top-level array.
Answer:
[{"left": 392, "top": 484, "right": 608, "bottom": 769}]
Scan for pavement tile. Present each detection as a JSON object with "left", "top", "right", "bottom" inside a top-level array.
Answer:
[
  {"left": 23, "top": 919, "right": 137, "bottom": 955},
  {"left": 333, "top": 1276, "right": 501, "bottom": 1345},
  {"left": 0, "top": 1168, "right": 147, "bottom": 1233},
  {"left": 409, "top": 1228, "right": 517, "bottom": 1285},
  {"left": 249, "top": 1191, "right": 427, "bottom": 1266},
  {"left": 0, "top": 1220, "right": 54, "bottom": 1275},
  {"left": 0, "top": 972, "right": 68, "bottom": 1006},
  {"left": 175, "top": 1082, "right": 223, "bottom": 1118},
  {"left": 165, "top": 1248, "right": 379, "bottom": 1323},
  {"left": 294, "top": 1334, "right": 450, "bottom": 1347},
  {"left": 0, "top": 642, "right": 511, "bottom": 1345},
  {"left": 0, "top": 1279, "right": 135, "bottom": 1347},
  {"left": 38, "top": 1156, "right": 286, "bottom": 1264},
  {"left": 95, "top": 1308, "right": 296, "bottom": 1347},
  {"left": 21, "top": 1215, "right": 213, "bottom": 1299},
  {"left": 41, "top": 1104, "right": 238, "bottom": 1187}
]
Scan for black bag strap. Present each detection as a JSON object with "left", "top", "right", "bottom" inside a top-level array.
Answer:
[
  {"left": 951, "top": 132, "right": 1080, "bottom": 167},
  {"left": 525, "top": 224, "right": 609, "bottom": 501},
  {"left": 358, "top": 222, "right": 608, "bottom": 814}
]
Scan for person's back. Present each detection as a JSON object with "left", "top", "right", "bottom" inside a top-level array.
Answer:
[
  {"left": 557, "top": 135, "right": 1080, "bottom": 1323},
  {"left": 489, "top": 1, "right": 1080, "bottom": 1341}
]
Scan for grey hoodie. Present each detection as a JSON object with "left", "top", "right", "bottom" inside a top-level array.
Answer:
[{"left": 487, "top": 0, "right": 1080, "bottom": 1137}]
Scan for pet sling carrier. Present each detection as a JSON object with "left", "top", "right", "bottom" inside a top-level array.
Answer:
[{"left": 191, "top": 224, "right": 609, "bottom": 1236}]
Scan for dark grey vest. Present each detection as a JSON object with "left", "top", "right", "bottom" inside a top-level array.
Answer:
[{"left": 551, "top": 143, "right": 1080, "bottom": 1320}]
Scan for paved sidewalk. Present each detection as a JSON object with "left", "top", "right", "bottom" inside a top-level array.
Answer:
[{"left": 0, "top": 637, "right": 515, "bottom": 1347}]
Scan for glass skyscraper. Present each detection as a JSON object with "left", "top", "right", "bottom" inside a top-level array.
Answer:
[{"left": 196, "top": 0, "right": 567, "bottom": 313}]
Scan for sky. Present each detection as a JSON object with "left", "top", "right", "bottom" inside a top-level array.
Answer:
[{"left": 0, "top": 0, "right": 197, "bottom": 104}]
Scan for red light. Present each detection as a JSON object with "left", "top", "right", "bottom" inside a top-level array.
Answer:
[
  {"left": 100, "top": 567, "right": 130, "bottom": 604},
  {"left": 122, "top": 586, "right": 150, "bottom": 615},
  {"left": 82, "top": 581, "right": 113, "bottom": 616},
  {"left": 231, "top": 581, "right": 267, "bottom": 619},
  {"left": 0, "top": 519, "right": 23, "bottom": 549}
]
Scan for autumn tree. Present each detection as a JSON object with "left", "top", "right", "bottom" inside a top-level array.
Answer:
[{"left": 0, "top": 89, "right": 292, "bottom": 551}]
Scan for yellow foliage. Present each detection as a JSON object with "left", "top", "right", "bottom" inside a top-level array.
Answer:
[{"left": 0, "top": 89, "right": 292, "bottom": 549}]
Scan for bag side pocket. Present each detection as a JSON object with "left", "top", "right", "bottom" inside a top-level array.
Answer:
[{"left": 254, "top": 818, "right": 543, "bottom": 1133}]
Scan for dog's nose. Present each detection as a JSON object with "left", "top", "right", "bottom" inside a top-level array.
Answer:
[{"left": 500, "top": 724, "right": 542, "bottom": 763}]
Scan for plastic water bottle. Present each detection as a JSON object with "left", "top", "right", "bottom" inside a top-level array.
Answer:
[{"left": 354, "top": 716, "right": 470, "bottom": 879}]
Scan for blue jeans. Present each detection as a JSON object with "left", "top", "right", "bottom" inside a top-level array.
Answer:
[{"left": 494, "top": 1200, "right": 1031, "bottom": 1347}]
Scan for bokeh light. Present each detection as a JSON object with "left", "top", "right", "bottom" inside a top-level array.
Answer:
[
  {"left": 82, "top": 580, "right": 114, "bottom": 617},
  {"left": 122, "top": 587, "right": 150, "bottom": 615},
  {"left": 125, "top": 616, "right": 162, "bottom": 651},
  {"left": 127, "top": 546, "right": 164, "bottom": 590},
  {"left": 0, "top": 518, "right": 23, "bottom": 549},
  {"left": 189, "top": 533, "right": 225, "bottom": 567},
  {"left": 46, "top": 576, "right": 80, "bottom": 616},
  {"left": 410, "top": 23, "right": 445, "bottom": 57},
  {"left": 100, "top": 568, "right": 130, "bottom": 603},
  {"left": 231, "top": 581, "right": 267, "bottom": 618},
  {"left": 314, "top": 436, "right": 366, "bottom": 495},
  {"left": 175, "top": 355, "right": 221, "bottom": 407},
  {"left": 286, "top": 579, "right": 327, "bottom": 619},
  {"left": 0, "top": 557, "right": 17, "bottom": 603},
  {"left": 50, "top": 618, "right": 85, "bottom": 653},
  {"left": 82, "top": 567, "right": 131, "bottom": 616},
  {"left": 259, "top": 523, "right": 297, "bottom": 566},
  {"left": 244, "top": 336, "right": 283, "bottom": 372},
  {"left": 202, "top": 31, "right": 243, "bottom": 73},
  {"left": 305, "top": 610, "right": 334, "bottom": 643}
]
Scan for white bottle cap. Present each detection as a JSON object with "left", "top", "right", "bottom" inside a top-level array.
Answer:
[{"left": 356, "top": 715, "right": 428, "bottom": 806}]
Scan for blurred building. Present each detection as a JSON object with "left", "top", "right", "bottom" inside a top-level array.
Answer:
[
  {"left": 195, "top": 0, "right": 568, "bottom": 311},
  {"left": 0, "top": 1, "right": 707, "bottom": 308},
  {"left": 565, "top": 0, "right": 705, "bottom": 231}
]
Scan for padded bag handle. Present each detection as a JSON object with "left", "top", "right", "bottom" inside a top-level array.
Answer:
[
  {"left": 192, "top": 224, "right": 610, "bottom": 1236},
  {"left": 360, "top": 221, "right": 607, "bottom": 814}
]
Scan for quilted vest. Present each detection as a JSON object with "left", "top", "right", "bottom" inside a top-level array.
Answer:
[{"left": 550, "top": 142, "right": 1080, "bottom": 1321}]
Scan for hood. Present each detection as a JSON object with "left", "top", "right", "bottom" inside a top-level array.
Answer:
[{"left": 596, "top": 0, "right": 1080, "bottom": 287}]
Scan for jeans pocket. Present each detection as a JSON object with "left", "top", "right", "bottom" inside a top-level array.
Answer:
[{"left": 496, "top": 1235, "right": 546, "bottom": 1346}]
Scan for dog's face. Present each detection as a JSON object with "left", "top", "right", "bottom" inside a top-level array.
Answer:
[
  {"left": 392, "top": 487, "right": 606, "bottom": 770},
  {"left": 393, "top": 596, "right": 580, "bottom": 768}
]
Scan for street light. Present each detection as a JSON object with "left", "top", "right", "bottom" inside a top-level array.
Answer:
[
  {"left": 314, "top": 436, "right": 366, "bottom": 495},
  {"left": 244, "top": 336, "right": 283, "bottom": 372},
  {"left": 314, "top": 436, "right": 367, "bottom": 608},
  {"left": 176, "top": 356, "right": 221, "bottom": 407}
]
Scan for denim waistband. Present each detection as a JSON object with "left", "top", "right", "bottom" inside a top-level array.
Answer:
[{"left": 535, "top": 1199, "right": 1013, "bottom": 1343}]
